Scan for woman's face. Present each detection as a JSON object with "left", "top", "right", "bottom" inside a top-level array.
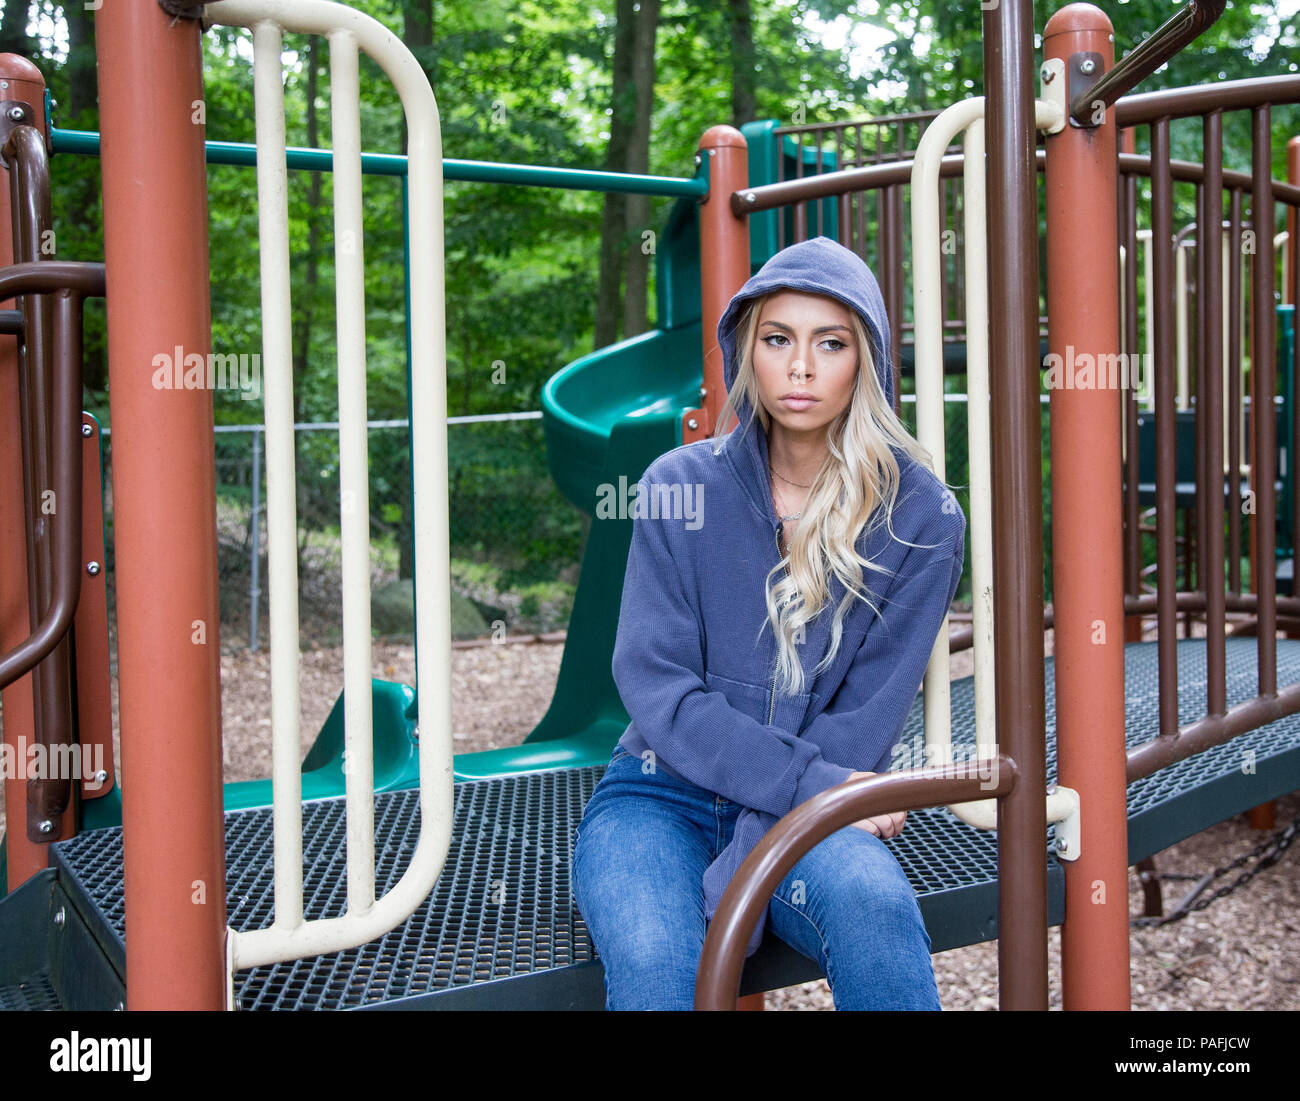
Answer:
[{"left": 751, "top": 290, "right": 860, "bottom": 438}]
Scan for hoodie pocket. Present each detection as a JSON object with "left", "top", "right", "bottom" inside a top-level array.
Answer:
[
  {"left": 705, "top": 669, "right": 811, "bottom": 732},
  {"left": 704, "top": 670, "right": 772, "bottom": 725}
]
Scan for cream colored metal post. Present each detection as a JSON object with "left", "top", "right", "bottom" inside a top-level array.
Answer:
[
  {"left": 909, "top": 90, "right": 1078, "bottom": 843},
  {"left": 204, "top": 0, "right": 453, "bottom": 976}
]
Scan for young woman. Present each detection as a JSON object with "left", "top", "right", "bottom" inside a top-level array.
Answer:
[{"left": 571, "top": 235, "right": 966, "bottom": 1011}]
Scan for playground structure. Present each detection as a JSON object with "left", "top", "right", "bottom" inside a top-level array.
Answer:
[{"left": 0, "top": 0, "right": 1297, "bottom": 1010}]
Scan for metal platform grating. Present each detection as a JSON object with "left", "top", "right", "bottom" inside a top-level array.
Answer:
[
  {"left": 48, "top": 636, "right": 1300, "bottom": 1009},
  {"left": 0, "top": 970, "right": 62, "bottom": 1011}
]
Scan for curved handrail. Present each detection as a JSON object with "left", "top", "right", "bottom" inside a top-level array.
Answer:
[
  {"left": 693, "top": 761, "right": 1018, "bottom": 1010},
  {"left": 202, "top": 0, "right": 454, "bottom": 975},
  {"left": 1069, "top": 0, "right": 1226, "bottom": 124},
  {"left": 0, "top": 262, "right": 106, "bottom": 691}
]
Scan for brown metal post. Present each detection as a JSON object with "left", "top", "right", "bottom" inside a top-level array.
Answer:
[
  {"left": 0, "top": 53, "right": 73, "bottom": 888},
  {"left": 96, "top": 1, "right": 227, "bottom": 1008},
  {"left": 984, "top": 0, "right": 1049, "bottom": 1010},
  {"left": 1043, "top": 5, "right": 1132, "bottom": 1011},
  {"left": 685, "top": 125, "right": 750, "bottom": 444}
]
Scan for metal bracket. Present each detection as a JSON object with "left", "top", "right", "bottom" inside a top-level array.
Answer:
[
  {"left": 1037, "top": 59, "right": 1067, "bottom": 135},
  {"left": 1067, "top": 51, "right": 1106, "bottom": 129},
  {"left": 0, "top": 100, "right": 37, "bottom": 167},
  {"left": 1051, "top": 785, "right": 1082, "bottom": 861}
]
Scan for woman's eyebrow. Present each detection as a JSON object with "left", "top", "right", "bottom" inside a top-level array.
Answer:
[{"left": 759, "top": 320, "right": 852, "bottom": 335}]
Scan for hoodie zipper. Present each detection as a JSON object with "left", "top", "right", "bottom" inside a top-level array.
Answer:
[{"left": 768, "top": 522, "right": 786, "bottom": 725}]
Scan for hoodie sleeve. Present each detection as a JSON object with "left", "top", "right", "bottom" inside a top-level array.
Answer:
[
  {"left": 610, "top": 486, "right": 854, "bottom": 819},
  {"left": 797, "top": 519, "right": 966, "bottom": 777}
]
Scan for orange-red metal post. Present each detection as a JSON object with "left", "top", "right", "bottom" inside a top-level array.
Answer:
[
  {"left": 96, "top": 1, "right": 226, "bottom": 1008},
  {"left": 1043, "top": 4, "right": 1133, "bottom": 1011},
  {"left": 0, "top": 54, "right": 74, "bottom": 888},
  {"left": 689, "top": 125, "right": 761, "bottom": 1009},
  {"left": 685, "top": 126, "right": 750, "bottom": 444}
]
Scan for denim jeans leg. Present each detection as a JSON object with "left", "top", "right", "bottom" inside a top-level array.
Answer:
[
  {"left": 766, "top": 824, "right": 942, "bottom": 1010},
  {"left": 571, "top": 754, "right": 719, "bottom": 1010}
]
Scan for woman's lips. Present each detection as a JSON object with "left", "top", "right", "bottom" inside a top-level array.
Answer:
[{"left": 780, "top": 396, "right": 819, "bottom": 411}]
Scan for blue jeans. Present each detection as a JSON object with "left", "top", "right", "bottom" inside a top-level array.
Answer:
[{"left": 571, "top": 746, "right": 942, "bottom": 1011}]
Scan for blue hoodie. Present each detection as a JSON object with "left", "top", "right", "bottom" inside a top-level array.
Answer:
[{"left": 611, "top": 236, "right": 967, "bottom": 959}]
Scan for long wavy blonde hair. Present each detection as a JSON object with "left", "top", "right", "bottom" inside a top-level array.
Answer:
[{"left": 711, "top": 292, "right": 946, "bottom": 698}]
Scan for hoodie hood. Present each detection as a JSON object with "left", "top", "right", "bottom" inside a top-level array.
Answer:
[
  {"left": 714, "top": 236, "right": 895, "bottom": 531},
  {"left": 717, "top": 235, "right": 894, "bottom": 411}
]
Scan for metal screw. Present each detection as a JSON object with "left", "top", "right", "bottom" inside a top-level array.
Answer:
[
  {"left": 1056, "top": 837, "right": 1070, "bottom": 854},
  {"left": 6, "top": 106, "right": 24, "bottom": 122},
  {"left": 81, "top": 423, "right": 93, "bottom": 437},
  {"left": 92, "top": 769, "right": 108, "bottom": 785},
  {"left": 686, "top": 417, "right": 699, "bottom": 431},
  {"left": 38, "top": 819, "right": 54, "bottom": 834},
  {"left": 1039, "top": 65, "right": 1053, "bottom": 84},
  {"left": 53, "top": 906, "right": 65, "bottom": 927},
  {"left": 1079, "top": 58, "right": 1096, "bottom": 75},
  {"left": 86, "top": 561, "right": 101, "bottom": 576}
]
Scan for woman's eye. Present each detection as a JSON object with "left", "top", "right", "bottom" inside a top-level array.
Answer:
[
  {"left": 821, "top": 339, "right": 847, "bottom": 352},
  {"left": 761, "top": 334, "right": 789, "bottom": 348}
]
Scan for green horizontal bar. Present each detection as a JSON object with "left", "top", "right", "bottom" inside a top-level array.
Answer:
[{"left": 49, "top": 126, "right": 707, "bottom": 199}]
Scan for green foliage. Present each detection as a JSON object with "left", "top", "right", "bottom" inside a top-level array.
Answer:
[{"left": 21, "top": 0, "right": 1299, "bottom": 635}]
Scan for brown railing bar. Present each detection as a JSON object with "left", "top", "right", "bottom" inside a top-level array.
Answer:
[
  {"left": 1071, "top": 0, "right": 1226, "bottom": 124},
  {"left": 1193, "top": 184, "right": 1207, "bottom": 609},
  {"left": 1151, "top": 118, "right": 1180, "bottom": 735},
  {"left": 772, "top": 110, "right": 942, "bottom": 138},
  {"left": 5, "top": 122, "right": 72, "bottom": 842},
  {"left": 1121, "top": 160, "right": 1142, "bottom": 605},
  {"left": 1251, "top": 105, "right": 1277, "bottom": 695},
  {"left": 0, "top": 262, "right": 107, "bottom": 693},
  {"left": 984, "top": 0, "right": 1048, "bottom": 1011},
  {"left": 1229, "top": 188, "right": 1244, "bottom": 592},
  {"left": 1114, "top": 72, "right": 1299, "bottom": 127},
  {"left": 1203, "top": 111, "right": 1227, "bottom": 716},
  {"left": 1127, "top": 681, "right": 1300, "bottom": 782},
  {"left": 693, "top": 761, "right": 1020, "bottom": 1010},
  {"left": 1118, "top": 154, "right": 1300, "bottom": 206},
  {"left": 0, "top": 308, "right": 22, "bottom": 335}
]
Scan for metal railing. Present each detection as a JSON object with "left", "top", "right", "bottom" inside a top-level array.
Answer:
[{"left": 201, "top": 0, "right": 454, "bottom": 980}]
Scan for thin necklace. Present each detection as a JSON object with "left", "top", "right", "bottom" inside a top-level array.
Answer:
[
  {"left": 770, "top": 465, "right": 805, "bottom": 522},
  {"left": 770, "top": 465, "right": 813, "bottom": 488}
]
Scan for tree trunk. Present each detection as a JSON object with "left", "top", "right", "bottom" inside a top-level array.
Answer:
[
  {"left": 0, "top": 1, "right": 35, "bottom": 59},
  {"left": 621, "top": 0, "right": 660, "bottom": 340},
  {"left": 397, "top": 0, "right": 435, "bottom": 580},
  {"left": 292, "top": 36, "right": 324, "bottom": 578},
  {"left": 727, "top": 0, "right": 757, "bottom": 129},
  {"left": 594, "top": 0, "right": 638, "bottom": 350}
]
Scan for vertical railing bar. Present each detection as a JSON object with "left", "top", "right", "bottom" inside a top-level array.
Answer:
[
  {"left": 328, "top": 27, "right": 377, "bottom": 914},
  {"left": 1251, "top": 105, "right": 1277, "bottom": 695},
  {"left": 855, "top": 125, "right": 864, "bottom": 254},
  {"left": 963, "top": 118, "right": 996, "bottom": 769},
  {"left": 1195, "top": 183, "right": 1208, "bottom": 615},
  {"left": 1122, "top": 164, "right": 1142, "bottom": 608},
  {"left": 1203, "top": 111, "right": 1225, "bottom": 717},
  {"left": 251, "top": 19, "right": 304, "bottom": 931},
  {"left": 1228, "top": 187, "right": 1243, "bottom": 593},
  {"left": 1151, "top": 117, "right": 1179, "bottom": 736}
]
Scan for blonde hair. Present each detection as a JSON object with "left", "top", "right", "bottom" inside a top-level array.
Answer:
[{"left": 711, "top": 292, "right": 947, "bottom": 697}]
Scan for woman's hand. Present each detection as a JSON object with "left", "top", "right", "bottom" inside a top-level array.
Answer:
[{"left": 845, "top": 771, "right": 907, "bottom": 839}]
